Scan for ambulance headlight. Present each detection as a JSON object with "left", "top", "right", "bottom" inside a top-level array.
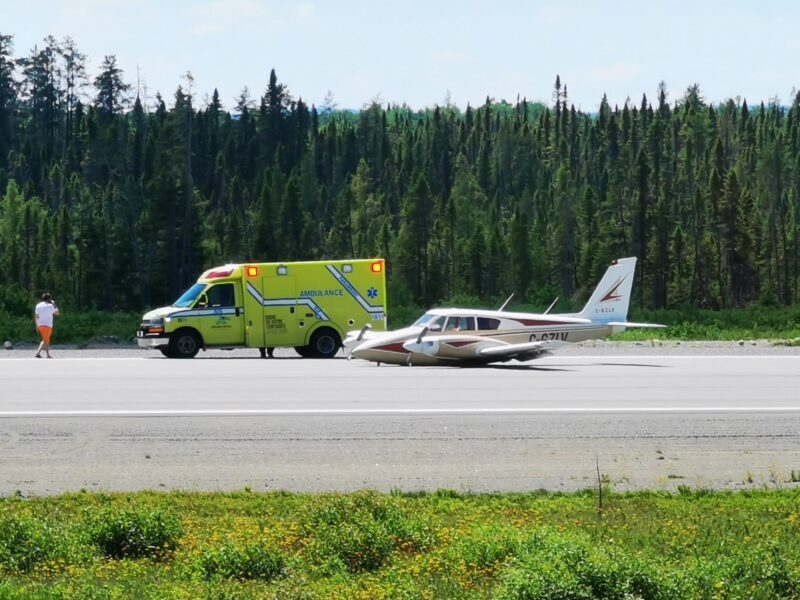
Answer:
[{"left": 150, "top": 318, "right": 165, "bottom": 326}]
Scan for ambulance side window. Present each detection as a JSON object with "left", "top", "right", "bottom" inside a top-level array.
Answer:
[{"left": 206, "top": 283, "right": 235, "bottom": 307}]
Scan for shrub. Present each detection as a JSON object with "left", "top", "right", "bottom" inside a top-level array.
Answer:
[
  {"left": 303, "top": 492, "right": 435, "bottom": 573},
  {"left": 455, "top": 526, "right": 522, "bottom": 571},
  {"left": 497, "top": 528, "right": 680, "bottom": 600},
  {"left": 89, "top": 507, "right": 183, "bottom": 559},
  {"left": 199, "top": 540, "right": 286, "bottom": 581},
  {"left": 313, "top": 516, "right": 395, "bottom": 573},
  {"left": 0, "top": 514, "right": 60, "bottom": 573}
]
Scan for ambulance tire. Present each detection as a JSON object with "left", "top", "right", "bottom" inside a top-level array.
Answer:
[
  {"left": 308, "top": 328, "right": 341, "bottom": 358},
  {"left": 294, "top": 346, "right": 313, "bottom": 358},
  {"left": 159, "top": 347, "right": 173, "bottom": 358},
  {"left": 169, "top": 329, "right": 201, "bottom": 359}
]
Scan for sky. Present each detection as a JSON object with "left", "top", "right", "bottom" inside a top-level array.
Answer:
[{"left": 4, "top": 0, "right": 800, "bottom": 112}]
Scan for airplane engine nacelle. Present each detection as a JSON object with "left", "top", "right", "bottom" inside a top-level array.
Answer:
[{"left": 402, "top": 338, "right": 440, "bottom": 356}]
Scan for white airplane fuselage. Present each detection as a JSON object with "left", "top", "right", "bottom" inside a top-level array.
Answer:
[
  {"left": 348, "top": 309, "right": 615, "bottom": 366},
  {"left": 346, "top": 257, "right": 664, "bottom": 366}
]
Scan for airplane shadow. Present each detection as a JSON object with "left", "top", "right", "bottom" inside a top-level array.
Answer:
[
  {"left": 462, "top": 364, "right": 574, "bottom": 372},
  {"left": 581, "top": 362, "right": 670, "bottom": 368}
]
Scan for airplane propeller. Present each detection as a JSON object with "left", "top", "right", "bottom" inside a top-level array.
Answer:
[{"left": 346, "top": 323, "right": 373, "bottom": 360}]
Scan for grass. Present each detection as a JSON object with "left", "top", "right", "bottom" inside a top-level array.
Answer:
[
  {"left": 3, "top": 291, "right": 800, "bottom": 345},
  {"left": 0, "top": 309, "right": 140, "bottom": 345},
  {"left": 1, "top": 488, "right": 800, "bottom": 598}
]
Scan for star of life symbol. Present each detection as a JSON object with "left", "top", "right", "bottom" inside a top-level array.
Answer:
[{"left": 367, "top": 287, "right": 378, "bottom": 299}]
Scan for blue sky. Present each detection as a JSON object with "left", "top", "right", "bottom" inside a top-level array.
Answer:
[{"left": 4, "top": 0, "right": 799, "bottom": 112}]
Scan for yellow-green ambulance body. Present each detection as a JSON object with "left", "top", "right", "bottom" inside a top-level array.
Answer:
[{"left": 137, "top": 259, "right": 387, "bottom": 358}]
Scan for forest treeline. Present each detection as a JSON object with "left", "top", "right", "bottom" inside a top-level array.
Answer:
[{"left": 1, "top": 33, "right": 800, "bottom": 314}]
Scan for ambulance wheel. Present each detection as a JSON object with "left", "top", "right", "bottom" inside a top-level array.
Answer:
[
  {"left": 309, "top": 328, "right": 341, "bottom": 358},
  {"left": 170, "top": 329, "right": 201, "bottom": 358},
  {"left": 159, "top": 347, "right": 173, "bottom": 358},
  {"left": 294, "top": 346, "right": 313, "bottom": 358}
]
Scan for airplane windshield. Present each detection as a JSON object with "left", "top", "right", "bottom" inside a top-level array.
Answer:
[
  {"left": 413, "top": 313, "right": 445, "bottom": 329},
  {"left": 173, "top": 283, "right": 206, "bottom": 308}
]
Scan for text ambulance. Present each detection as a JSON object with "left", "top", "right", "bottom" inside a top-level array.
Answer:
[{"left": 137, "top": 259, "right": 387, "bottom": 358}]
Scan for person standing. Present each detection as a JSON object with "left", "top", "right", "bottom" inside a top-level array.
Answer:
[{"left": 34, "top": 293, "right": 60, "bottom": 358}]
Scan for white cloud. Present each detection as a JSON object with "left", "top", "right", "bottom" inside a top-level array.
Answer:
[
  {"left": 185, "top": 0, "right": 316, "bottom": 37},
  {"left": 533, "top": 5, "right": 579, "bottom": 25},
  {"left": 430, "top": 50, "right": 469, "bottom": 65},
  {"left": 590, "top": 62, "right": 641, "bottom": 84},
  {"left": 294, "top": 3, "right": 316, "bottom": 21},
  {"left": 185, "top": 0, "right": 270, "bottom": 36}
]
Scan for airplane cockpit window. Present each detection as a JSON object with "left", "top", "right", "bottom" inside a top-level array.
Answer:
[
  {"left": 413, "top": 313, "right": 436, "bottom": 326},
  {"left": 428, "top": 315, "right": 446, "bottom": 330},
  {"left": 413, "top": 313, "right": 446, "bottom": 329},
  {"left": 445, "top": 316, "right": 475, "bottom": 331},
  {"left": 476, "top": 317, "right": 501, "bottom": 330}
]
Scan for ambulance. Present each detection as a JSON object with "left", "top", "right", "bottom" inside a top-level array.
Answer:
[{"left": 136, "top": 259, "right": 387, "bottom": 358}]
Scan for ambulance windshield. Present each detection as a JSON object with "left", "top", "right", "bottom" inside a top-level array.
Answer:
[{"left": 173, "top": 283, "right": 206, "bottom": 308}]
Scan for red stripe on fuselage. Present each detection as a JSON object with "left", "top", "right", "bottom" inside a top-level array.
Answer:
[
  {"left": 508, "top": 319, "right": 569, "bottom": 326},
  {"left": 444, "top": 340, "right": 477, "bottom": 348},
  {"left": 374, "top": 342, "right": 410, "bottom": 353}
]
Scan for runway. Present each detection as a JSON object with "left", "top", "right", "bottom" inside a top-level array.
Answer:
[{"left": 0, "top": 353, "right": 799, "bottom": 495}]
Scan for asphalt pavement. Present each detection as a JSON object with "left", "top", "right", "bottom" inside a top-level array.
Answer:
[{"left": 0, "top": 346, "right": 799, "bottom": 495}]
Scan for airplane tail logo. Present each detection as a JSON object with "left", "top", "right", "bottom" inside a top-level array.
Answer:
[{"left": 577, "top": 257, "right": 637, "bottom": 323}]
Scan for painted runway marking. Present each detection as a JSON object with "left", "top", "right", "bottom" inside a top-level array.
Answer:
[{"left": 1, "top": 407, "right": 800, "bottom": 417}]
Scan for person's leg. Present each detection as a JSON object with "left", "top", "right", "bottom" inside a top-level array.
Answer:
[
  {"left": 36, "top": 325, "right": 53, "bottom": 358},
  {"left": 39, "top": 326, "right": 53, "bottom": 358},
  {"left": 259, "top": 347, "right": 266, "bottom": 359},
  {"left": 267, "top": 347, "right": 274, "bottom": 358}
]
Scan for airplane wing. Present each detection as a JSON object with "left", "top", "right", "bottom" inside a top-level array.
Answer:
[{"left": 477, "top": 339, "right": 567, "bottom": 361}]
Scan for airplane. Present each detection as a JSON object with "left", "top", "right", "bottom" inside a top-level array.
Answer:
[{"left": 344, "top": 257, "right": 664, "bottom": 366}]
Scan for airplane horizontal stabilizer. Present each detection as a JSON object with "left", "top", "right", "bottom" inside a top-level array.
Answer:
[{"left": 606, "top": 321, "right": 667, "bottom": 329}]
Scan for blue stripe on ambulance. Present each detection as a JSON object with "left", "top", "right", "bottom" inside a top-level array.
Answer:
[
  {"left": 325, "top": 266, "right": 385, "bottom": 314},
  {"left": 170, "top": 307, "right": 239, "bottom": 318},
  {"left": 246, "top": 282, "right": 330, "bottom": 321}
]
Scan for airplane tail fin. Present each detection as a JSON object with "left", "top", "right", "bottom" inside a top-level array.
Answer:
[{"left": 575, "top": 257, "right": 637, "bottom": 323}]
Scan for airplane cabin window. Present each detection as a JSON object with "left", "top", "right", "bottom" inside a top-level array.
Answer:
[
  {"left": 476, "top": 317, "right": 500, "bottom": 330},
  {"left": 445, "top": 316, "right": 475, "bottom": 331}
]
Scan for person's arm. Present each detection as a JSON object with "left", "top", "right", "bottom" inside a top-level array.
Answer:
[{"left": 53, "top": 302, "right": 60, "bottom": 316}]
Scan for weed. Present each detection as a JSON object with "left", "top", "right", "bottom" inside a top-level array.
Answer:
[
  {"left": 199, "top": 539, "right": 286, "bottom": 581},
  {"left": 89, "top": 506, "right": 183, "bottom": 559},
  {"left": 0, "top": 514, "right": 59, "bottom": 573}
]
